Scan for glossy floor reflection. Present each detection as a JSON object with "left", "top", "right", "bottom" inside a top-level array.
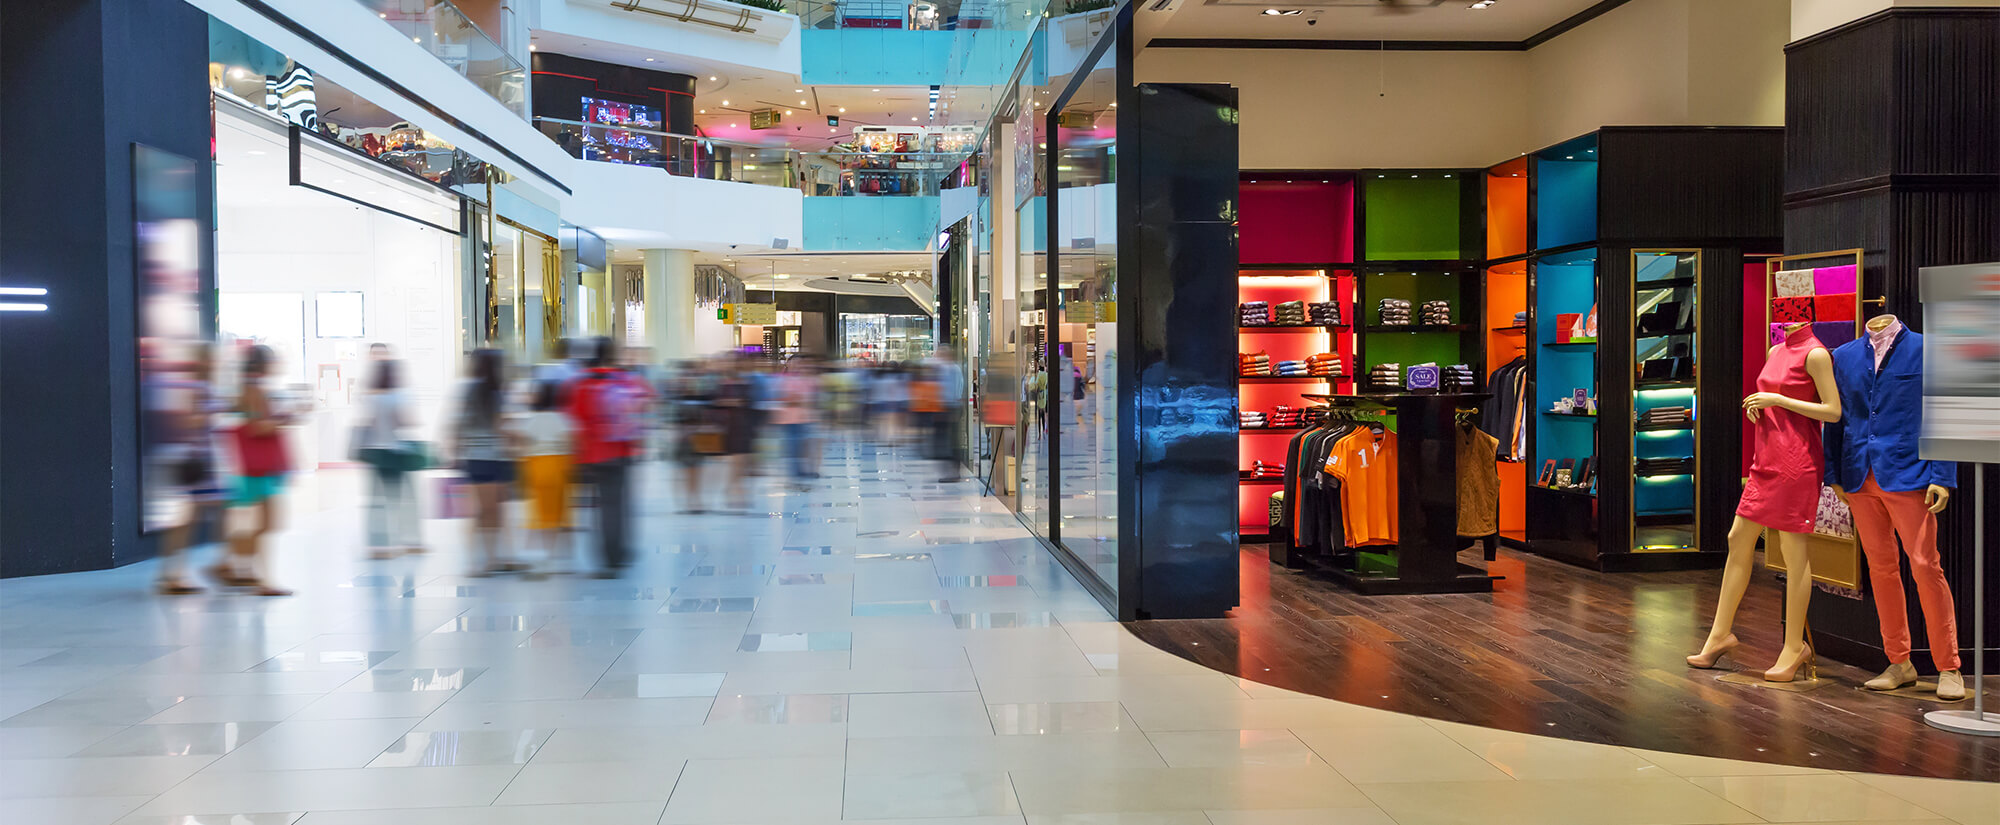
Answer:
[
  {"left": 1, "top": 437, "right": 1994, "bottom": 824},
  {"left": 1128, "top": 546, "right": 2000, "bottom": 784}
]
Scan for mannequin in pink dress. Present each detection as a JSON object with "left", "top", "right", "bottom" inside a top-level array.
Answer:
[{"left": 1687, "top": 323, "right": 1843, "bottom": 682}]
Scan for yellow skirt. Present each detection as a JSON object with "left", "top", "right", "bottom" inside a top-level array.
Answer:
[{"left": 521, "top": 454, "right": 571, "bottom": 530}]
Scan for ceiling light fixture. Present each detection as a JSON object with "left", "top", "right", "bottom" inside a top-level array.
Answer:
[
  {"left": 645, "top": 57, "right": 655, "bottom": 62},
  {"left": 838, "top": 107, "right": 846, "bottom": 113},
  {"left": 1262, "top": 8, "right": 1303, "bottom": 15},
  {"left": 709, "top": 76, "right": 718, "bottom": 81},
  {"left": 721, "top": 100, "right": 729, "bottom": 105}
]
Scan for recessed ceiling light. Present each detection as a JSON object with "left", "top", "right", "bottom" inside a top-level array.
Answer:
[
  {"left": 645, "top": 57, "right": 655, "bottom": 62},
  {"left": 872, "top": 88, "right": 881, "bottom": 92},
  {"left": 838, "top": 107, "right": 846, "bottom": 113},
  {"left": 794, "top": 89, "right": 804, "bottom": 93},
  {"left": 786, "top": 110, "right": 793, "bottom": 115},
  {"left": 721, "top": 100, "right": 729, "bottom": 105},
  {"left": 912, "top": 116, "right": 919, "bottom": 121},
  {"left": 799, "top": 100, "right": 808, "bottom": 105},
  {"left": 709, "top": 76, "right": 718, "bottom": 81},
  {"left": 1262, "top": 8, "right": 1302, "bottom": 15},
  {"left": 699, "top": 109, "right": 706, "bottom": 113}
]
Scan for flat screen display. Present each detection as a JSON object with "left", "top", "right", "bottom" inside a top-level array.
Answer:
[{"left": 134, "top": 143, "right": 206, "bottom": 534}]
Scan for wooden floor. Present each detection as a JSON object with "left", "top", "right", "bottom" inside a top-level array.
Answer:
[{"left": 1125, "top": 545, "right": 2000, "bottom": 781}]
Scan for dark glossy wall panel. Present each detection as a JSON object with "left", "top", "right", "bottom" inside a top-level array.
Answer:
[
  {"left": 530, "top": 52, "right": 695, "bottom": 134},
  {"left": 1, "top": 0, "right": 214, "bottom": 575},
  {"left": 1784, "top": 21, "right": 1896, "bottom": 194},
  {"left": 1598, "top": 128, "right": 1785, "bottom": 243},
  {"left": 1117, "top": 82, "right": 1240, "bottom": 620}
]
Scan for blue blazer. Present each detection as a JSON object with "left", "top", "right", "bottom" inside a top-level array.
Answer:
[{"left": 1822, "top": 328, "right": 1957, "bottom": 492}]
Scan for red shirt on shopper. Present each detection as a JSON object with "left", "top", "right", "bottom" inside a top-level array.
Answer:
[{"left": 568, "top": 366, "right": 651, "bottom": 464}]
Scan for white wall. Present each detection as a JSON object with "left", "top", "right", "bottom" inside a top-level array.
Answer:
[
  {"left": 1792, "top": 0, "right": 2000, "bottom": 40},
  {"left": 530, "top": 0, "right": 801, "bottom": 77},
  {"left": 561, "top": 160, "right": 804, "bottom": 253},
  {"left": 1529, "top": 0, "right": 1787, "bottom": 148},
  {"left": 1133, "top": 48, "right": 1533, "bottom": 169},
  {"left": 1136, "top": 0, "right": 1791, "bottom": 168}
]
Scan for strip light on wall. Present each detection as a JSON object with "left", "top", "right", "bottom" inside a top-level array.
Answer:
[{"left": 0, "top": 286, "right": 49, "bottom": 312}]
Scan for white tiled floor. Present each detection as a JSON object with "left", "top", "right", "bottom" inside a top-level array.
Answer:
[{"left": 1, "top": 438, "right": 1993, "bottom": 825}]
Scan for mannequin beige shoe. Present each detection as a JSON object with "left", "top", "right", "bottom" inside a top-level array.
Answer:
[
  {"left": 1937, "top": 670, "right": 1965, "bottom": 700},
  {"left": 1864, "top": 660, "right": 1918, "bottom": 691}
]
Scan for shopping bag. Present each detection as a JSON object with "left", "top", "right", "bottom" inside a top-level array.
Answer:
[
  {"left": 232, "top": 425, "right": 290, "bottom": 478},
  {"left": 432, "top": 475, "right": 471, "bottom": 519}
]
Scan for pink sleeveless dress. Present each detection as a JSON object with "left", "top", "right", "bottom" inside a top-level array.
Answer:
[{"left": 1736, "top": 324, "right": 1827, "bottom": 532}]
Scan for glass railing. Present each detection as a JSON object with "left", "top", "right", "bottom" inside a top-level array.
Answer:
[
  {"left": 353, "top": 0, "right": 526, "bottom": 117},
  {"left": 535, "top": 117, "right": 796, "bottom": 188},
  {"left": 801, "top": 152, "right": 957, "bottom": 196},
  {"left": 536, "top": 117, "right": 958, "bottom": 196},
  {"left": 789, "top": 0, "right": 1047, "bottom": 31}
]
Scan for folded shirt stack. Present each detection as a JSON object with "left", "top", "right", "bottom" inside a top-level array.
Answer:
[
  {"left": 1442, "top": 363, "right": 1477, "bottom": 390},
  {"left": 1239, "top": 301, "right": 1270, "bottom": 327},
  {"left": 1308, "top": 302, "right": 1342, "bottom": 326},
  {"left": 1639, "top": 406, "right": 1693, "bottom": 427},
  {"left": 1302, "top": 407, "right": 1331, "bottom": 427},
  {"left": 1510, "top": 310, "right": 1528, "bottom": 328},
  {"left": 1421, "top": 300, "right": 1453, "bottom": 325},
  {"left": 1306, "top": 353, "right": 1344, "bottom": 377},
  {"left": 1273, "top": 359, "right": 1309, "bottom": 377},
  {"left": 1240, "top": 410, "right": 1268, "bottom": 428},
  {"left": 1269, "top": 405, "right": 1303, "bottom": 428},
  {"left": 1369, "top": 362, "right": 1404, "bottom": 389},
  {"left": 1378, "top": 298, "right": 1412, "bottom": 326},
  {"left": 1239, "top": 351, "right": 1271, "bottom": 376},
  {"left": 1245, "top": 460, "right": 1286, "bottom": 480},
  {"left": 1273, "top": 301, "right": 1308, "bottom": 326},
  {"left": 1635, "top": 457, "right": 1694, "bottom": 476}
]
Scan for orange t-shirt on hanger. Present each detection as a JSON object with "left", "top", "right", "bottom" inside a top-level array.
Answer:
[{"left": 1325, "top": 428, "right": 1398, "bottom": 546}]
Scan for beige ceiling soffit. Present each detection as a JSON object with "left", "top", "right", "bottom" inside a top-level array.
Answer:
[{"left": 612, "top": 0, "right": 764, "bottom": 35}]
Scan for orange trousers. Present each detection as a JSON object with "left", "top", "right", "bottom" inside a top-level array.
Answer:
[{"left": 1850, "top": 473, "right": 1960, "bottom": 671}]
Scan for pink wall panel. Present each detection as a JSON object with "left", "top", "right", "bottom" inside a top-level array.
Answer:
[{"left": 1239, "top": 179, "right": 1356, "bottom": 265}]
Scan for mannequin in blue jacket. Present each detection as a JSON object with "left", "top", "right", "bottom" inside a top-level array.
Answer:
[{"left": 1823, "top": 315, "right": 1963, "bottom": 701}]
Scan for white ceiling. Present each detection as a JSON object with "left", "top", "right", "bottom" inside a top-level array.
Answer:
[
  {"left": 1151, "top": 0, "right": 1604, "bottom": 42},
  {"left": 679, "top": 251, "right": 936, "bottom": 294}
]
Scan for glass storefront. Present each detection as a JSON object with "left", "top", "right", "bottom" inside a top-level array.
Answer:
[{"left": 1050, "top": 40, "right": 1118, "bottom": 586}]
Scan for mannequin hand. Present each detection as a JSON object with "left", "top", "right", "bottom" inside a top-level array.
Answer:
[
  {"left": 1743, "top": 392, "right": 1787, "bottom": 414},
  {"left": 1925, "top": 484, "right": 1950, "bottom": 513}
]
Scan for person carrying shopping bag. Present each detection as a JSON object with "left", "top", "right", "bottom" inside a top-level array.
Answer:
[{"left": 517, "top": 380, "right": 576, "bottom": 572}]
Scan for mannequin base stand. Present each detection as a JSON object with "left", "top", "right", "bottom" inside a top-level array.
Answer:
[
  {"left": 1923, "top": 710, "right": 2000, "bottom": 737},
  {"left": 1716, "top": 672, "right": 1833, "bottom": 693}
]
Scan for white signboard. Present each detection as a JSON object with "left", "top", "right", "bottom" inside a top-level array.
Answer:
[{"left": 1919, "top": 261, "right": 2000, "bottom": 463}]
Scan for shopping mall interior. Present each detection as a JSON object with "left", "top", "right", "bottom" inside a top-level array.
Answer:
[{"left": 1, "top": 0, "right": 1998, "bottom": 822}]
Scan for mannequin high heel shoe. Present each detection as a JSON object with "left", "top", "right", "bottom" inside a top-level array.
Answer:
[
  {"left": 1686, "top": 633, "right": 1740, "bottom": 669},
  {"left": 1763, "top": 644, "right": 1816, "bottom": 683}
]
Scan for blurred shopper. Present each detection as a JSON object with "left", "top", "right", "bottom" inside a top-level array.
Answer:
[
  {"left": 453, "top": 348, "right": 525, "bottom": 577},
  {"left": 715, "top": 356, "right": 759, "bottom": 507},
  {"left": 155, "top": 342, "right": 225, "bottom": 595},
  {"left": 928, "top": 347, "right": 966, "bottom": 482},
  {"left": 215, "top": 344, "right": 292, "bottom": 596},
  {"left": 775, "top": 356, "right": 820, "bottom": 485},
  {"left": 749, "top": 358, "right": 781, "bottom": 474},
  {"left": 671, "top": 361, "right": 720, "bottom": 513},
  {"left": 870, "top": 362, "right": 908, "bottom": 444},
  {"left": 516, "top": 380, "right": 575, "bottom": 572},
  {"left": 356, "top": 344, "right": 423, "bottom": 560},
  {"left": 569, "top": 336, "right": 652, "bottom": 576}
]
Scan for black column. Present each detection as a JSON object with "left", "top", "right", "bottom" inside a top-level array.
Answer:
[
  {"left": 1784, "top": 8, "right": 2000, "bottom": 671},
  {"left": 1, "top": 0, "right": 216, "bottom": 576},
  {"left": 1115, "top": 78, "right": 1241, "bottom": 620}
]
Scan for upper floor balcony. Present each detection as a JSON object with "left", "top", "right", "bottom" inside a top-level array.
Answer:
[{"left": 355, "top": 0, "right": 528, "bottom": 117}]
